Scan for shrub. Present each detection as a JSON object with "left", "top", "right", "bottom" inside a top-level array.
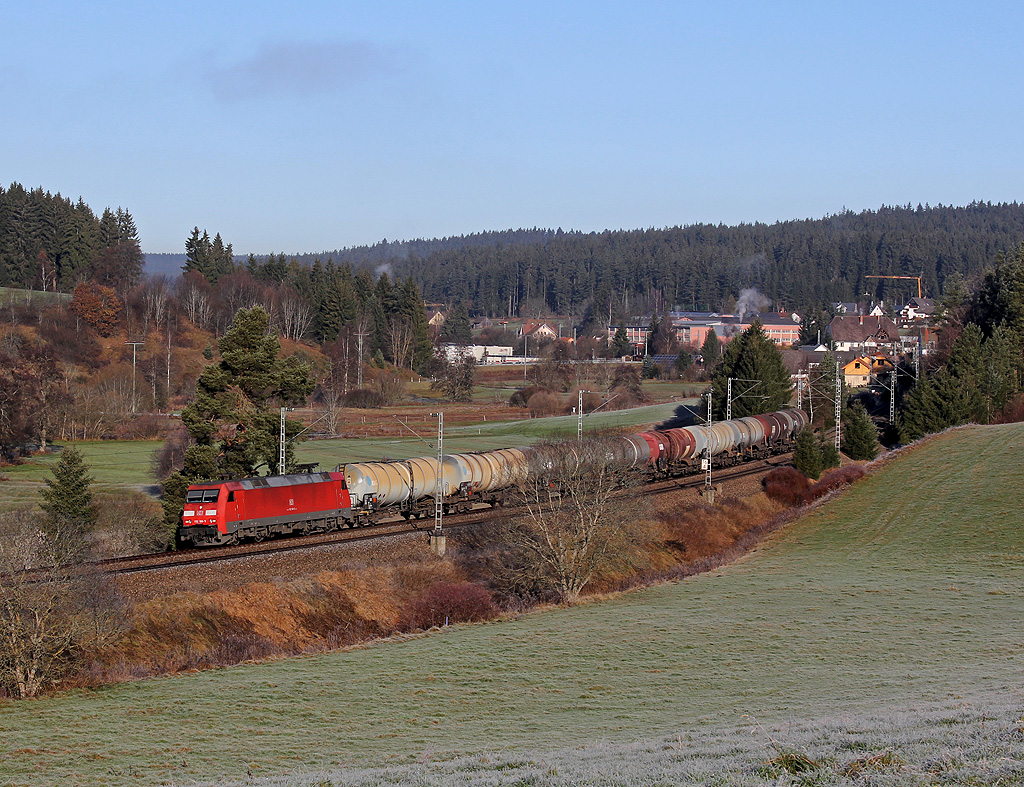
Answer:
[
  {"left": 342, "top": 388, "right": 386, "bottom": 409},
  {"left": 373, "top": 371, "right": 406, "bottom": 405},
  {"left": 763, "top": 464, "right": 865, "bottom": 507},
  {"left": 403, "top": 582, "right": 498, "bottom": 629},
  {"left": 807, "top": 465, "right": 865, "bottom": 499},
  {"left": 509, "top": 385, "right": 550, "bottom": 408},
  {"left": 152, "top": 424, "right": 190, "bottom": 481},
  {"left": 527, "top": 391, "right": 566, "bottom": 417},
  {"left": 762, "top": 466, "right": 811, "bottom": 506}
]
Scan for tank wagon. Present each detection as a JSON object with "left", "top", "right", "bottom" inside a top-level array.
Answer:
[{"left": 178, "top": 408, "right": 807, "bottom": 547}]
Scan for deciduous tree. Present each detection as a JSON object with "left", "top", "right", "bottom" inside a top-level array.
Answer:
[{"left": 501, "top": 439, "right": 651, "bottom": 603}]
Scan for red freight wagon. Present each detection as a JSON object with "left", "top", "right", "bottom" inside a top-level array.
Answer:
[{"left": 179, "top": 472, "right": 351, "bottom": 547}]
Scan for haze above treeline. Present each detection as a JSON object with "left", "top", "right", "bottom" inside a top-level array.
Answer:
[{"left": 5, "top": 182, "right": 1024, "bottom": 318}]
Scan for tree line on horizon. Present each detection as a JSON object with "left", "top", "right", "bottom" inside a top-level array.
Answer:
[{"left": 0, "top": 182, "right": 143, "bottom": 292}]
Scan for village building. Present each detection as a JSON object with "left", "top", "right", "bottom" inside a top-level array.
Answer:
[
  {"left": 826, "top": 315, "right": 901, "bottom": 354},
  {"left": 519, "top": 320, "right": 559, "bottom": 340},
  {"left": 899, "top": 297, "right": 937, "bottom": 322}
]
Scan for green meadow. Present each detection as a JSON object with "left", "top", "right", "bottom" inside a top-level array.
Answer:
[{"left": 1, "top": 422, "right": 1022, "bottom": 786}]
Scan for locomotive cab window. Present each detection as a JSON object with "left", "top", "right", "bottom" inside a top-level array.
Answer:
[
  {"left": 227, "top": 491, "right": 235, "bottom": 502},
  {"left": 202, "top": 489, "right": 220, "bottom": 503},
  {"left": 185, "top": 490, "right": 205, "bottom": 503}
]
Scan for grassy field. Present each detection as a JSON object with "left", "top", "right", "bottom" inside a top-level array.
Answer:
[{"left": 1, "top": 422, "right": 1022, "bottom": 786}]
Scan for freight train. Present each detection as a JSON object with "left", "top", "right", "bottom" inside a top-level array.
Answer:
[{"left": 178, "top": 408, "right": 808, "bottom": 547}]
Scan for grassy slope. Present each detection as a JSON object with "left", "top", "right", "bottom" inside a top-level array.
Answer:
[{"left": 2, "top": 423, "right": 1023, "bottom": 786}]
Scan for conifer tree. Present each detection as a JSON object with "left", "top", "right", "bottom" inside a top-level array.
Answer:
[
  {"left": 710, "top": 321, "right": 793, "bottom": 419},
  {"left": 842, "top": 402, "right": 879, "bottom": 460},
  {"left": 793, "top": 428, "right": 822, "bottom": 480},
  {"left": 39, "top": 446, "right": 96, "bottom": 536},
  {"left": 819, "top": 436, "right": 841, "bottom": 471},
  {"left": 161, "top": 307, "right": 314, "bottom": 544},
  {"left": 700, "top": 329, "right": 721, "bottom": 367},
  {"left": 611, "top": 326, "right": 630, "bottom": 357},
  {"left": 442, "top": 303, "right": 473, "bottom": 346}
]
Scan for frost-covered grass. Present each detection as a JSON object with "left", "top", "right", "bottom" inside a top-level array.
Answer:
[
  {"left": 206, "top": 691, "right": 1024, "bottom": 786},
  {"left": 1, "top": 422, "right": 1022, "bottom": 786}
]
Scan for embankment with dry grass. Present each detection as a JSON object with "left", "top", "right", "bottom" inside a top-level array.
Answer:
[{"left": 64, "top": 462, "right": 867, "bottom": 692}]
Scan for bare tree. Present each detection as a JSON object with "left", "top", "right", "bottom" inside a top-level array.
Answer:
[
  {"left": 177, "top": 271, "right": 212, "bottom": 328},
  {"left": 501, "top": 439, "right": 652, "bottom": 603},
  {"left": 431, "top": 352, "right": 476, "bottom": 402},
  {"left": 0, "top": 510, "right": 86, "bottom": 698},
  {"left": 373, "top": 370, "right": 407, "bottom": 405},
  {"left": 277, "top": 286, "right": 314, "bottom": 341},
  {"left": 388, "top": 317, "right": 414, "bottom": 369}
]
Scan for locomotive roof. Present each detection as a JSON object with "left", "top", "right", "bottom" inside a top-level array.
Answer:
[{"left": 188, "top": 472, "right": 337, "bottom": 490}]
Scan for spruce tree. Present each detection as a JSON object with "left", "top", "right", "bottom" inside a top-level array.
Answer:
[
  {"left": 701, "top": 329, "right": 721, "bottom": 367},
  {"left": 793, "top": 428, "right": 822, "bottom": 480},
  {"left": 39, "top": 446, "right": 96, "bottom": 536},
  {"left": 819, "top": 436, "right": 841, "bottom": 472},
  {"left": 162, "top": 307, "right": 315, "bottom": 544},
  {"left": 611, "top": 326, "right": 630, "bottom": 357},
  {"left": 442, "top": 303, "right": 473, "bottom": 346},
  {"left": 710, "top": 321, "right": 793, "bottom": 419},
  {"left": 841, "top": 402, "right": 879, "bottom": 460}
]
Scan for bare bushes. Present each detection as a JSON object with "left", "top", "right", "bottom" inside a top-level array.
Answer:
[
  {"left": 402, "top": 582, "right": 498, "bottom": 629},
  {"left": 488, "top": 438, "right": 654, "bottom": 603},
  {"left": 509, "top": 385, "right": 550, "bottom": 408},
  {"left": 0, "top": 508, "right": 126, "bottom": 698},
  {"left": 373, "top": 371, "right": 407, "bottom": 405},
  {"left": 152, "top": 423, "right": 190, "bottom": 481},
  {"left": 527, "top": 390, "right": 567, "bottom": 417},
  {"left": 342, "top": 388, "right": 386, "bottom": 408},
  {"left": 763, "top": 465, "right": 866, "bottom": 507},
  {"left": 92, "top": 491, "right": 166, "bottom": 557}
]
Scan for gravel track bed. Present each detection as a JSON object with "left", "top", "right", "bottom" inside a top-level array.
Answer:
[{"left": 112, "top": 529, "right": 433, "bottom": 603}]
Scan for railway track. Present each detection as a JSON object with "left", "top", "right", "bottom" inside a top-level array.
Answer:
[{"left": 99, "top": 456, "right": 787, "bottom": 576}]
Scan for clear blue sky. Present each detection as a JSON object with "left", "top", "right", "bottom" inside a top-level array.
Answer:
[{"left": 4, "top": 1, "right": 1022, "bottom": 254}]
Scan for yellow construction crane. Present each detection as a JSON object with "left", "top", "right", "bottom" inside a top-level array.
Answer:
[{"left": 865, "top": 275, "right": 923, "bottom": 299}]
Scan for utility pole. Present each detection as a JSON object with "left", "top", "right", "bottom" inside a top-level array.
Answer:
[
  {"left": 428, "top": 411, "right": 445, "bottom": 556},
  {"left": 279, "top": 406, "right": 289, "bottom": 474},
  {"left": 125, "top": 341, "right": 145, "bottom": 413},
  {"left": 889, "top": 370, "right": 897, "bottom": 424},
  {"left": 834, "top": 359, "right": 842, "bottom": 451},
  {"left": 700, "top": 390, "right": 715, "bottom": 503},
  {"left": 726, "top": 377, "right": 765, "bottom": 421}
]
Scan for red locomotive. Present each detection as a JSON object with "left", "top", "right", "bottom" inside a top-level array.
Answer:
[{"left": 179, "top": 471, "right": 351, "bottom": 547}]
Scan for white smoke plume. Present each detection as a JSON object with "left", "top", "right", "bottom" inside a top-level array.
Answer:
[
  {"left": 735, "top": 288, "right": 770, "bottom": 321},
  {"left": 374, "top": 262, "right": 394, "bottom": 279}
]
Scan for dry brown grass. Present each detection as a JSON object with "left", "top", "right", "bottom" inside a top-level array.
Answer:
[{"left": 72, "top": 557, "right": 470, "bottom": 686}]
